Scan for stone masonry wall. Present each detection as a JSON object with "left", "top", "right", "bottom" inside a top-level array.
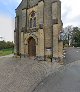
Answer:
[
  {"left": 15, "top": 0, "right": 63, "bottom": 60},
  {"left": 44, "top": 0, "right": 53, "bottom": 58}
]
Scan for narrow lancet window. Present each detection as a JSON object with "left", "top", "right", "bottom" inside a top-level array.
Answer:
[
  {"left": 33, "top": 17, "right": 36, "bottom": 27},
  {"left": 30, "top": 18, "right": 32, "bottom": 28}
]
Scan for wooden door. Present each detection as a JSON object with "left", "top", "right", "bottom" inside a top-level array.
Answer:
[{"left": 28, "top": 37, "right": 36, "bottom": 57}]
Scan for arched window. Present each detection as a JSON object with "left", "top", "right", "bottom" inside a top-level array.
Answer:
[
  {"left": 29, "top": 11, "right": 36, "bottom": 28},
  {"left": 33, "top": 17, "right": 36, "bottom": 27},
  {"left": 30, "top": 18, "right": 32, "bottom": 28}
]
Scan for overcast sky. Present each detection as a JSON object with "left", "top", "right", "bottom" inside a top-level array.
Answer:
[{"left": 0, "top": 0, "right": 80, "bottom": 41}]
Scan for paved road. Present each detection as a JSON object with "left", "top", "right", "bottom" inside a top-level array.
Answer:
[
  {"left": 0, "top": 54, "right": 13, "bottom": 58},
  {"left": 33, "top": 47, "right": 80, "bottom": 92},
  {"left": 64, "top": 47, "right": 80, "bottom": 64}
]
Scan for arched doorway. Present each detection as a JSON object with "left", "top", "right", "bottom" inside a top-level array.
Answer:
[{"left": 28, "top": 37, "right": 36, "bottom": 57}]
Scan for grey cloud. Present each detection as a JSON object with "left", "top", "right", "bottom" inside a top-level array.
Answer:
[{"left": 62, "top": 6, "right": 72, "bottom": 27}]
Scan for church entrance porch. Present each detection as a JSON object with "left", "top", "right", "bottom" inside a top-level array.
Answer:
[{"left": 28, "top": 37, "right": 36, "bottom": 58}]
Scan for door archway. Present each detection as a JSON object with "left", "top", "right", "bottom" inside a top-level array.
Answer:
[{"left": 28, "top": 37, "right": 36, "bottom": 57}]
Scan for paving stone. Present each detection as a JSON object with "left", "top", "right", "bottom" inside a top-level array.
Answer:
[{"left": 0, "top": 56, "right": 62, "bottom": 92}]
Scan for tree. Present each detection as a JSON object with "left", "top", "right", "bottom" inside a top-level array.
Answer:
[
  {"left": 71, "top": 27, "right": 80, "bottom": 47},
  {"left": 63, "top": 25, "right": 73, "bottom": 46},
  {"left": 63, "top": 26, "right": 80, "bottom": 47},
  {"left": 0, "top": 41, "right": 14, "bottom": 50}
]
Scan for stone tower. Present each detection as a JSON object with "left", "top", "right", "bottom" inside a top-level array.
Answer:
[{"left": 14, "top": 0, "right": 63, "bottom": 61}]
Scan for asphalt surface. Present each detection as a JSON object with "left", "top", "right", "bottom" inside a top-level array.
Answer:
[
  {"left": 33, "top": 47, "right": 80, "bottom": 92},
  {"left": 64, "top": 47, "right": 80, "bottom": 64}
]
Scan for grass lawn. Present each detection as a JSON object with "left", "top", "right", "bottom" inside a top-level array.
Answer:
[{"left": 0, "top": 49, "right": 13, "bottom": 56}]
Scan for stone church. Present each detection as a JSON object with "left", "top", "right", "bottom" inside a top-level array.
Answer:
[{"left": 14, "top": 0, "right": 63, "bottom": 61}]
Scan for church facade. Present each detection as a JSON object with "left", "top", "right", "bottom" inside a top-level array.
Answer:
[{"left": 14, "top": 0, "right": 63, "bottom": 61}]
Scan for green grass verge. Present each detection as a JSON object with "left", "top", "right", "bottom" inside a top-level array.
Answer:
[{"left": 0, "top": 48, "right": 14, "bottom": 56}]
